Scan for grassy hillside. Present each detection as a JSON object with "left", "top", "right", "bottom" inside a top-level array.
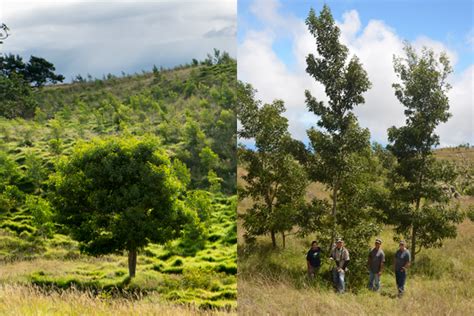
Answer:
[
  {"left": 237, "top": 148, "right": 474, "bottom": 315},
  {"left": 0, "top": 58, "right": 237, "bottom": 312}
]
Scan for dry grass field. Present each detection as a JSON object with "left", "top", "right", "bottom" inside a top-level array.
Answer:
[{"left": 0, "top": 284, "right": 235, "bottom": 316}]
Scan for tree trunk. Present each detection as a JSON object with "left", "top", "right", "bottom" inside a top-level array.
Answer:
[
  {"left": 271, "top": 230, "right": 276, "bottom": 248},
  {"left": 128, "top": 249, "right": 137, "bottom": 278},
  {"left": 281, "top": 231, "right": 286, "bottom": 249},
  {"left": 411, "top": 225, "right": 416, "bottom": 264},
  {"left": 331, "top": 184, "right": 338, "bottom": 243},
  {"left": 411, "top": 197, "right": 421, "bottom": 264}
]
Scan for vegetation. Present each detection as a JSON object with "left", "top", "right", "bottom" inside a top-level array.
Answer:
[
  {"left": 50, "top": 137, "right": 198, "bottom": 278},
  {"left": 387, "top": 44, "right": 463, "bottom": 262},
  {"left": 238, "top": 83, "right": 308, "bottom": 248},
  {"left": 0, "top": 52, "right": 237, "bottom": 311},
  {"left": 0, "top": 284, "right": 234, "bottom": 316},
  {"left": 1, "top": 53, "right": 65, "bottom": 87},
  {"left": 238, "top": 150, "right": 474, "bottom": 313},
  {"left": 238, "top": 3, "right": 471, "bottom": 302}
]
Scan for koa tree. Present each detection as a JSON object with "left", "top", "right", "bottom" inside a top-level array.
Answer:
[
  {"left": 238, "top": 82, "right": 308, "bottom": 248},
  {"left": 387, "top": 44, "right": 464, "bottom": 263},
  {"left": 50, "top": 136, "right": 197, "bottom": 277}
]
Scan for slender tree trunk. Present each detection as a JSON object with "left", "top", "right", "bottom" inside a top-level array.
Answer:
[
  {"left": 281, "top": 232, "right": 286, "bottom": 249},
  {"left": 411, "top": 197, "right": 421, "bottom": 264},
  {"left": 271, "top": 230, "right": 276, "bottom": 248},
  {"left": 411, "top": 225, "right": 417, "bottom": 264},
  {"left": 128, "top": 249, "right": 137, "bottom": 278},
  {"left": 331, "top": 184, "right": 338, "bottom": 242}
]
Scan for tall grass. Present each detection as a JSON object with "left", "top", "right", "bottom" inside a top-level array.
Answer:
[
  {"left": 238, "top": 220, "right": 474, "bottom": 315},
  {"left": 0, "top": 284, "right": 234, "bottom": 316}
]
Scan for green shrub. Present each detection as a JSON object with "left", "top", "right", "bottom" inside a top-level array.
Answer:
[
  {"left": 182, "top": 267, "right": 212, "bottom": 289},
  {"left": 171, "top": 258, "right": 183, "bottom": 267},
  {"left": 214, "top": 263, "right": 237, "bottom": 275},
  {"left": 0, "top": 220, "right": 36, "bottom": 234}
]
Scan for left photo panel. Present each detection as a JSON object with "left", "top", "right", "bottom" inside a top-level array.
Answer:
[{"left": 0, "top": 0, "right": 237, "bottom": 314}]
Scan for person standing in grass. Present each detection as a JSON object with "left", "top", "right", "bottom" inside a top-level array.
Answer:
[
  {"left": 367, "top": 238, "right": 385, "bottom": 291},
  {"left": 330, "top": 238, "right": 350, "bottom": 293},
  {"left": 394, "top": 240, "right": 411, "bottom": 297},
  {"left": 306, "top": 240, "right": 321, "bottom": 278}
]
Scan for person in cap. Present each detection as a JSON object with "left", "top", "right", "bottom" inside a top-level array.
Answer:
[
  {"left": 306, "top": 240, "right": 321, "bottom": 278},
  {"left": 394, "top": 240, "right": 411, "bottom": 297},
  {"left": 367, "top": 238, "right": 385, "bottom": 291},
  {"left": 329, "top": 238, "right": 350, "bottom": 293}
]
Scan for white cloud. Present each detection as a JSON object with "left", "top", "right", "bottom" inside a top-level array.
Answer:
[
  {"left": 0, "top": 0, "right": 236, "bottom": 80},
  {"left": 238, "top": 1, "right": 473, "bottom": 146},
  {"left": 437, "top": 65, "right": 474, "bottom": 147}
]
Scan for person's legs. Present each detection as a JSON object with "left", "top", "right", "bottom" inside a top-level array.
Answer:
[
  {"left": 395, "top": 270, "right": 406, "bottom": 297},
  {"left": 399, "top": 270, "right": 406, "bottom": 296},
  {"left": 368, "top": 271, "right": 375, "bottom": 290},
  {"left": 307, "top": 265, "right": 315, "bottom": 278},
  {"left": 374, "top": 272, "right": 380, "bottom": 291},
  {"left": 338, "top": 270, "right": 345, "bottom": 293},
  {"left": 332, "top": 268, "right": 339, "bottom": 290}
]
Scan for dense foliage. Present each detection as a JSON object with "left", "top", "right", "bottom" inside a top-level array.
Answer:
[
  {"left": 386, "top": 45, "right": 464, "bottom": 262},
  {"left": 238, "top": 83, "right": 308, "bottom": 248}
]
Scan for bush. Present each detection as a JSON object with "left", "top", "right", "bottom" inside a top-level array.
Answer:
[
  {"left": 214, "top": 263, "right": 237, "bottom": 275},
  {"left": 182, "top": 267, "right": 212, "bottom": 289}
]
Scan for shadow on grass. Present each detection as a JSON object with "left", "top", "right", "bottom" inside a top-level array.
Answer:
[{"left": 29, "top": 274, "right": 148, "bottom": 300}]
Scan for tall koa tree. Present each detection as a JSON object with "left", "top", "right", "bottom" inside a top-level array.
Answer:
[
  {"left": 50, "top": 136, "right": 196, "bottom": 277},
  {"left": 238, "top": 82, "right": 308, "bottom": 248},
  {"left": 304, "top": 5, "right": 373, "bottom": 244},
  {"left": 387, "top": 45, "right": 463, "bottom": 263}
]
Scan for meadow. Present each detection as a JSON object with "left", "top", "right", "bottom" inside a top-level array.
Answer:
[
  {"left": 0, "top": 55, "right": 237, "bottom": 312},
  {"left": 237, "top": 148, "right": 474, "bottom": 315}
]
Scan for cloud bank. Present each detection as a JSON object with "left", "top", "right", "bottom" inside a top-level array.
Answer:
[{"left": 1, "top": 0, "right": 236, "bottom": 81}]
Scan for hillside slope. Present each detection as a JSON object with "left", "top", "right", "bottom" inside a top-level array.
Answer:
[{"left": 0, "top": 58, "right": 237, "bottom": 312}]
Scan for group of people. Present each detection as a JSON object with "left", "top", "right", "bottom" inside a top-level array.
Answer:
[{"left": 306, "top": 238, "right": 411, "bottom": 297}]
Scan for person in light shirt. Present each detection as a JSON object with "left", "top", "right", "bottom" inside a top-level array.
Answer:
[{"left": 329, "top": 238, "right": 350, "bottom": 293}]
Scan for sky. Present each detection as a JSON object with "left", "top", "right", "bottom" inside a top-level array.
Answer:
[
  {"left": 238, "top": 0, "right": 474, "bottom": 147},
  {"left": 0, "top": 0, "right": 236, "bottom": 81}
]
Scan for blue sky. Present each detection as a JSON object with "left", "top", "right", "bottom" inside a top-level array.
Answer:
[
  {"left": 238, "top": 0, "right": 473, "bottom": 146},
  {"left": 239, "top": 0, "right": 473, "bottom": 72}
]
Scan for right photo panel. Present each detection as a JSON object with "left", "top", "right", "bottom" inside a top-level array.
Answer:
[{"left": 237, "top": 0, "right": 473, "bottom": 314}]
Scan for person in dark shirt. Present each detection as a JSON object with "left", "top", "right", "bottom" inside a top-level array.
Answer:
[
  {"left": 367, "top": 238, "right": 385, "bottom": 291},
  {"left": 306, "top": 240, "right": 321, "bottom": 278},
  {"left": 394, "top": 240, "right": 411, "bottom": 297}
]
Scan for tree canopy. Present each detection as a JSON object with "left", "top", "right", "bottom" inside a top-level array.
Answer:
[
  {"left": 50, "top": 136, "right": 197, "bottom": 277},
  {"left": 387, "top": 44, "right": 464, "bottom": 262},
  {"left": 0, "top": 54, "right": 65, "bottom": 87},
  {"left": 238, "top": 82, "right": 308, "bottom": 248},
  {"left": 304, "top": 4, "right": 374, "bottom": 245}
]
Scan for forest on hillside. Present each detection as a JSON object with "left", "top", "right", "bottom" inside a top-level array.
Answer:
[{"left": 0, "top": 50, "right": 238, "bottom": 311}]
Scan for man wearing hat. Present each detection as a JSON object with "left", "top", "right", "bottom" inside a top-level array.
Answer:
[
  {"left": 330, "top": 238, "right": 350, "bottom": 293},
  {"left": 394, "top": 240, "right": 411, "bottom": 297},
  {"left": 367, "top": 238, "right": 385, "bottom": 291}
]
